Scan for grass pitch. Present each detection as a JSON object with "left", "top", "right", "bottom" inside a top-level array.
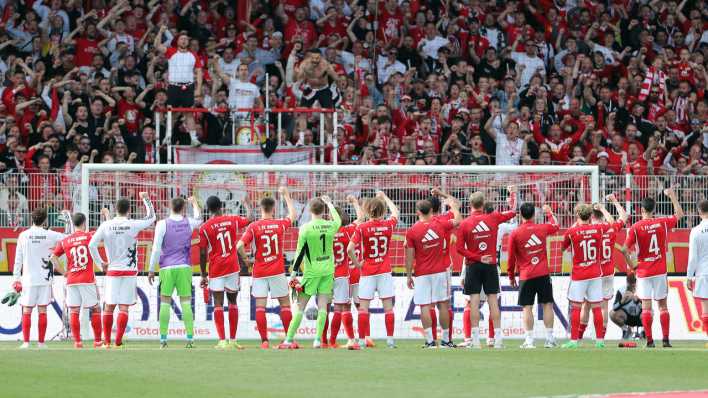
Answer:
[{"left": 2, "top": 340, "right": 706, "bottom": 398}]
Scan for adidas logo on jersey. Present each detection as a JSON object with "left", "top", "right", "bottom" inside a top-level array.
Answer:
[
  {"left": 421, "top": 229, "right": 440, "bottom": 243},
  {"left": 473, "top": 221, "right": 491, "bottom": 233},
  {"left": 524, "top": 234, "right": 543, "bottom": 248}
]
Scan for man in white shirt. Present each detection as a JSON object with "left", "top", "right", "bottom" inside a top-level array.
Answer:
[
  {"left": 148, "top": 196, "right": 202, "bottom": 349},
  {"left": 687, "top": 199, "right": 708, "bottom": 347},
  {"left": 218, "top": 47, "right": 241, "bottom": 78},
  {"left": 376, "top": 48, "right": 407, "bottom": 85},
  {"left": 13, "top": 208, "right": 70, "bottom": 349},
  {"left": 418, "top": 22, "right": 450, "bottom": 60},
  {"left": 89, "top": 192, "right": 155, "bottom": 348},
  {"left": 511, "top": 40, "right": 546, "bottom": 89}
]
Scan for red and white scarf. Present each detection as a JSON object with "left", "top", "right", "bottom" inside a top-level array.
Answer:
[{"left": 639, "top": 67, "right": 667, "bottom": 103}]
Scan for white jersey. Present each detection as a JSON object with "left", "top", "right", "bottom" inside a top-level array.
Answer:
[
  {"left": 13, "top": 226, "right": 65, "bottom": 287},
  {"left": 687, "top": 219, "right": 708, "bottom": 278},
  {"left": 89, "top": 197, "right": 155, "bottom": 276},
  {"left": 228, "top": 79, "right": 260, "bottom": 113},
  {"left": 495, "top": 132, "right": 524, "bottom": 165}
]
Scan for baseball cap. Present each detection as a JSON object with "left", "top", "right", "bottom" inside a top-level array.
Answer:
[{"left": 597, "top": 151, "right": 609, "bottom": 159}]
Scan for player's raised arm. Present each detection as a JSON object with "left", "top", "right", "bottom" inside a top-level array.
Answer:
[
  {"left": 606, "top": 194, "right": 628, "bottom": 223},
  {"left": 376, "top": 191, "right": 399, "bottom": 219},
  {"left": 322, "top": 195, "right": 341, "bottom": 228},
  {"left": 136, "top": 192, "right": 157, "bottom": 227},
  {"left": 594, "top": 203, "right": 615, "bottom": 223},
  {"left": 663, "top": 186, "right": 684, "bottom": 220},
  {"left": 188, "top": 196, "right": 203, "bottom": 228},
  {"left": 446, "top": 197, "right": 462, "bottom": 226},
  {"left": 542, "top": 205, "right": 559, "bottom": 229},
  {"left": 347, "top": 195, "right": 364, "bottom": 223},
  {"left": 280, "top": 187, "right": 297, "bottom": 224}
]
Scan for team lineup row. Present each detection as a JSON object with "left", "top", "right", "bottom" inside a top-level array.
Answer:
[{"left": 7, "top": 183, "right": 708, "bottom": 350}]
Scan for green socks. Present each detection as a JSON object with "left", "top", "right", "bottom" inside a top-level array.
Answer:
[
  {"left": 286, "top": 310, "right": 304, "bottom": 342},
  {"left": 315, "top": 309, "right": 327, "bottom": 343},
  {"left": 159, "top": 302, "right": 170, "bottom": 341},
  {"left": 180, "top": 299, "right": 194, "bottom": 340}
]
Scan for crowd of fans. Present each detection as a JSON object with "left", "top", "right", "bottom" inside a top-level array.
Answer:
[{"left": 0, "top": 0, "right": 708, "bottom": 224}]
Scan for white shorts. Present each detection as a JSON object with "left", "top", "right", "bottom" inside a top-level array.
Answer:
[
  {"left": 66, "top": 284, "right": 99, "bottom": 308},
  {"left": 20, "top": 285, "right": 52, "bottom": 307},
  {"left": 567, "top": 278, "right": 603, "bottom": 303},
  {"left": 251, "top": 274, "right": 288, "bottom": 298},
  {"left": 636, "top": 274, "right": 668, "bottom": 301},
  {"left": 358, "top": 273, "right": 394, "bottom": 301},
  {"left": 209, "top": 273, "right": 240, "bottom": 292},
  {"left": 693, "top": 275, "right": 708, "bottom": 299},
  {"left": 414, "top": 271, "right": 450, "bottom": 305},
  {"left": 350, "top": 283, "right": 359, "bottom": 304},
  {"left": 602, "top": 276, "right": 615, "bottom": 300},
  {"left": 104, "top": 276, "right": 137, "bottom": 305},
  {"left": 333, "top": 277, "right": 351, "bottom": 304}
]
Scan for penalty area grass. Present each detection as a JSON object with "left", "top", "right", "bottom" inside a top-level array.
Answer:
[{"left": 1, "top": 340, "right": 706, "bottom": 398}]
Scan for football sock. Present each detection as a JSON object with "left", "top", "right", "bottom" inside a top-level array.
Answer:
[
  {"left": 38, "top": 312, "right": 47, "bottom": 343},
  {"left": 701, "top": 315, "right": 708, "bottom": 336},
  {"left": 70, "top": 312, "right": 81, "bottom": 343},
  {"left": 22, "top": 312, "right": 31, "bottom": 343},
  {"left": 280, "top": 307, "right": 292, "bottom": 334},
  {"left": 472, "top": 327, "right": 480, "bottom": 342},
  {"left": 342, "top": 311, "right": 355, "bottom": 339},
  {"left": 592, "top": 307, "right": 604, "bottom": 340},
  {"left": 488, "top": 318, "right": 495, "bottom": 339},
  {"left": 641, "top": 311, "right": 653, "bottom": 342},
  {"left": 385, "top": 310, "right": 395, "bottom": 337},
  {"left": 286, "top": 310, "right": 304, "bottom": 342},
  {"left": 315, "top": 309, "right": 327, "bottom": 344},
  {"left": 493, "top": 328, "right": 502, "bottom": 344},
  {"left": 448, "top": 308, "right": 454, "bottom": 341},
  {"left": 659, "top": 309, "right": 670, "bottom": 340},
  {"left": 159, "top": 303, "right": 170, "bottom": 341},
  {"left": 358, "top": 310, "right": 369, "bottom": 339},
  {"left": 463, "top": 307, "right": 471, "bottom": 339},
  {"left": 321, "top": 310, "right": 329, "bottom": 343},
  {"left": 103, "top": 311, "right": 113, "bottom": 344},
  {"left": 255, "top": 307, "right": 268, "bottom": 342},
  {"left": 228, "top": 304, "right": 238, "bottom": 340},
  {"left": 570, "top": 307, "right": 581, "bottom": 341},
  {"left": 329, "top": 311, "right": 342, "bottom": 345},
  {"left": 115, "top": 310, "right": 128, "bottom": 345},
  {"left": 578, "top": 322, "right": 587, "bottom": 339},
  {"left": 441, "top": 329, "right": 450, "bottom": 343},
  {"left": 91, "top": 311, "right": 102, "bottom": 343},
  {"left": 430, "top": 308, "right": 438, "bottom": 341},
  {"left": 545, "top": 327, "right": 554, "bottom": 341},
  {"left": 424, "top": 328, "right": 433, "bottom": 344},
  {"left": 181, "top": 299, "right": 194, "bottom": 340},
  {"left": 213, "top": 307, "right": 225, "bottom": 341}
]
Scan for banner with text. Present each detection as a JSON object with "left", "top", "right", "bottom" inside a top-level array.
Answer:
[{"left": 172, "top": 145, "right": 316, "bottom": 165}]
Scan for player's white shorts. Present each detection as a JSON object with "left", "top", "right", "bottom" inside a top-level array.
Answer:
[
  {"left": 333, "top": 277, "right": 351, "bottom": 304},
  {"left": 567, "top": 278, "right": 603, "bottom": 303},
  {"left": 350, "top": 282, "right": 359, "bottom": 304},
  {"left": 693, "top": 275, "right": 708, "bottom": 299},
  {"left": 602, "top": 276, "right": 615, "bottom": 300},
  {"left": 359, "top": 273, "right": 394, "bottom": 300},
  {"left": 636, "top": 274, "right": 668, "bottom": 301},
  {"left": 414, "top": 271, "right": 450, "bottom": 305},
  {"left": 251, "top": 274, "right": 288, "bottom": 298},
  {"left": 209, "top": 272, "right": 240, "bottom": 293},
  {"left": 66, "top": 284, "right": 99, "bottom": 308},
  {"left": 20, "top": 285, "right": 52, "bottom": 307},
  {"left": 105, "top": 276, "right": 137, "bottom": 305}
]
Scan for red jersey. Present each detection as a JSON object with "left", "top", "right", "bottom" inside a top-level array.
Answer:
[
  {"left": 432, "top": 212, "right": 455, "bottom": 261},
  {"left": 599, "top": 220, "right": 625, "bottom": 276},
  {"left": 507, "top": 220, "right": 559, "bottom": 281},
  {"left": 456, "top": 210, "right": 516, "bottom": 264},
  {"left": 563, "top": 223, "right": 612, "bottom": 281},
  {"left": 405, "top": 217, "right": 455, "bottom": 276},
  {"left": 334, "top": 224, "right": 357, "bottom": 278},
  {"left": 351, "top": 217, "right": 398, "bottom": 276},
  {"left": 75, "top": 37, "right": 100, "bottom": 67},
  {"left": 624, "top": 216, "right": 677, "bottom": 277},
  {"left": 53, "top": 230, "right": 95, "bottom": 285},
  {"left": 239, "top": 218, "right": 291, "bottom": 278},
  {"left": 198, "top": 215, "right": 250, "bottom": 278}
]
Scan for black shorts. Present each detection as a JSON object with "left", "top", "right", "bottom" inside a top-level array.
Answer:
[
  {"left": 167, "top": 83, "right": 195, "bottom": 107},
  {"left": 463, "top": 262, "right": 499, "bottom": 295},
  {"left": 617, "top": 308, "right": 643, "bottom": 327},
  {"left": 300, "top": 85, "right": 339, "bottom": 109},
  {"left": 518, "top": 275, "right": 554, "bottom": 306}
]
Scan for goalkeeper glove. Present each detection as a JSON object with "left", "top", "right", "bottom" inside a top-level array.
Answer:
[
  {"left": 12, "top": 281, "right": 22, "bottom": 293},
  {"left": 1, "top": 291, "right": 20, "bottom": 307},
  {"left": 289, "top": 278, "right": 302, "bottom": 301}
]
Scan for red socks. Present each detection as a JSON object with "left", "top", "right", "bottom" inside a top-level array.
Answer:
[
  {"left": 570, "top": 306, "right": 581, "bottom": 340},
  {"left": 660, "top": 309, "right": 670, "bottom": 340},
  {"left": 103, "top": 312, "right": 113, "bottom": 344},
  {"left": 578, "top": 322, "right": 588, "bottom": 339},
  {"left": 385, "top": 310, "right": 394, "bottom": 337},
  {"left": 463, "top": 306, "right": 471, "bottom": 339},
  {"left": 592, "top": 307, "right": 604, "bottom": 339},
  {"left": 322, "top": 311, "right": 329, "bottom": 343},
  {"left": 342, "top": 311, "right": 355, "bottom": 339},
  {"left": 702, "top": 315, "right": 708, "bottom": 336},
  {"left": 91, "top": 311, "right": 102, "bottom": 343},
  {"left": 214, "top": 307, "right": 225, "bottom": 340},
  {"left": 429, "top": 308, "right": 438, "bottom": 341},
  {"left": 22, "top": 312, "right": 31, "bottom": 343},
  {"left": 358, "top": 311, "right": 369, "bottom": 339},
  {"left": 38, "top": 312, "right": 47, "bottom": 343},
  {"left": 70, "top": 312, "right": 81, "bottom": 343},
  {"left": 228, "top": 304, "right": 238, "bottom": 340},
  {"left": 448, "top": 307, "right": 454, "bottom": 341},
  {"left": 329, "top": 311, "right": 342, "bottom": 345},
  {"left": 255, "top": 307, "right": 268, "bottom": 342},
  {"left": 115, "top": 311, "right": 128, "bottom": 346},
  {"left": 641, "top": 311, "right": 653, "bottom": 342},
  {"left": 280, "top": 307, "right": 292, "bottom": 333},
  {"left": 488, "top": 317, "right": 495, "bottom": 339}
]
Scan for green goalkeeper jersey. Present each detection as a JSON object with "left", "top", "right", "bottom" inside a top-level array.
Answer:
[{"left": 294, "top": 206, "right": 341, "bottom": 278}]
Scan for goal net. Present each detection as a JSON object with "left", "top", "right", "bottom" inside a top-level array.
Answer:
[{"left": 80, "top": 164, "right": 599, "bottom": 339}]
